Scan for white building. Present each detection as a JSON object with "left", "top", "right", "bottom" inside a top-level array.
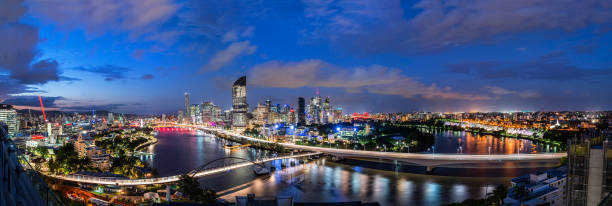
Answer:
[{"left": 505, "top": 166, "right": 567, "bottom": 206}]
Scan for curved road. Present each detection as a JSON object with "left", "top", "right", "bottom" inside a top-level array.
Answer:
[{"left": 203, "top": 127, "right": 566, "bottom": 167}]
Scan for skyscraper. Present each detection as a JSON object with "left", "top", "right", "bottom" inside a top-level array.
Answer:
[
  {"left": 184, "top": 92, "right": 190, "bottom": 118},
  {"left": 297, "top": 97, "right": 305, "bottom": 126},
  {"left": 566, "top": 136, "right": 612, "bottom": 206},
  {"left": 0, "top": 104, "right": 19, "bottom": 138},
  {"left": 232, "top": 76, "right": 248, "bottom": 129}
]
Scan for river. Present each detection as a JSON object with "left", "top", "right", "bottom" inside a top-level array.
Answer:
[{"left": 141, "top": 127, "right": 558, "bottom": 206}]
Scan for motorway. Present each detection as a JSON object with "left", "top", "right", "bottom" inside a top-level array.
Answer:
[{"left": 202, "top": 127, "right": 566, "bottom": 168}]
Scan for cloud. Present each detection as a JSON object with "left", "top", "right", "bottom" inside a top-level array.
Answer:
[
  {"left": 0, "top": 76, "right": 42, "bottom": 100},
  {"left": 0, "top": 0, "right": 66, "bottom": 85},
  {"left": 249, "top": 60, "right": 490, "bottom": 101},
  {"left": 1, "top": 95, "right": 65, "bottom": 108},
  {"left": 446, "top": 53, "right": 612, "bottom": 81},
  {"left": 301, "top": 0, "right": 612, "bottom": 52},
  {"left": 28, "top": 0, "right": 179, "bottom": 38},
  {"left": 61, "top": 104, "right": 127, "bottom": 112},
  {"left": 201, "top": 41, "right": 257, "bottom": 72},
  {"left": 484, "top": 86, "right": 541, "bottom": 99},
  {"left": 222, "top": 31, "right": 238, "bottom": 43},
  {"left": 74, "top": 65, "right": 132, "bottom": 81},
  {"left": 140, "top": 74, "right": 154, "bottom": 80}
]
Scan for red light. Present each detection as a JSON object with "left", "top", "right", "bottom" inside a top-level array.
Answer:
[
  {"left": 38, "top": 95, "right": 46, "bottom": 121},
  {"left": 32, "top": 135, "right": 44, "bottom": 140}
]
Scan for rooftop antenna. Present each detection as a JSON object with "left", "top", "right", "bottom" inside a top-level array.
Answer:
[{"left": 316, "top": 88, "right": 320, "bottom": 96}]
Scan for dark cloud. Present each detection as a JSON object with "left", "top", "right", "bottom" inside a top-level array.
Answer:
[
  {"left": 0, "top": 0, "right": 66, "bottom": 84},
  {"left": 446, "top": 53, "right": 612, "bottom": 81},
  {"left": 2, "top": 96, "right": 65, "bottom": 108},
  {"left": 140, "top": 74, "right": 154, "bottom": 80},
  {"left": 62, "top": 104, "right": 126, "bottom": 112},
  {"left": 74, "top": 65, "right": 131, "bottom": 81},
  {"left": 0, "top": 77, "right": 41, "bottom": 99},
  {"left": 302, "top": 0, "right": 612, "bottom": 52},
  {"left": 574, "top": 44, "right": 599, "bottom": 54}
]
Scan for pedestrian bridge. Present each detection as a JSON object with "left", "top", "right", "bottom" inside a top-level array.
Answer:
[{"left": 49, "top": 152, "right": 320, "bottom": 186}]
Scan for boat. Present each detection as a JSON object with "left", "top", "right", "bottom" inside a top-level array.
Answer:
[
  {"left": 253, "top": 167, "right": 270, "bottom": 176},
  {"left": 196, "top": 130, "right": 205, "bottom": 136}
]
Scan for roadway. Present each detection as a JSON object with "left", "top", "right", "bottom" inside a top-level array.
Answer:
[{"left": 201, "top": 127, "right": 566, "bottom": 169}]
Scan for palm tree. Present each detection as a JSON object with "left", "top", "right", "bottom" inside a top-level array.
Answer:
[
  {"left": 512, "top": 185, "right": 530, "bottom": 205},
  {"left": 487, "top": 185, "right": 508, "bottom": 205}
]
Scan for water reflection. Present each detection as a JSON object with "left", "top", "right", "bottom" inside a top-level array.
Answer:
[
  {"left": 429, "top": 129, "right": 552, "bottom": 154},
  {"left": 150, "top": 129, "right": 531, "bottom": 206}
]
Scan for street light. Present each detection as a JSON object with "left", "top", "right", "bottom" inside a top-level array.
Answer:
[{"left": 431, "top": 146, "right": 435, "bottom": 156}]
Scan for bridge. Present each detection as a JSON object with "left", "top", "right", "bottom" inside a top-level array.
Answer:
[
  {"left": 192, "top": 126, "right": 566, "bottom": 172},
  {"left": 49, "top": 152, "right": 319, "bottom": 186}
]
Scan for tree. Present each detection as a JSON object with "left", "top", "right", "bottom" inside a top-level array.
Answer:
[
  {"left": 488, "top": 185, "right": 508, "bottom": 205},
  {"left": 35, "top": 146, "right": 49, "bottom": 158},
  {"left": 177, "top": 175, "right": 217, "bottom": 203},
  {"left": 512, "top": 185, "right": 530, "bottom": 204}
]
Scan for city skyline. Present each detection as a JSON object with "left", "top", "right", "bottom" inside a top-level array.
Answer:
[{"left": 1, "top": 0, "right": 612, "bottom": 114}]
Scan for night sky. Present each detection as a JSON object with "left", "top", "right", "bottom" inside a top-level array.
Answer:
[{"left": 1, "top": 0, "right": 611, "bottom": 114}]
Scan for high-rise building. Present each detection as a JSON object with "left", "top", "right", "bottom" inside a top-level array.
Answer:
[
  {"left": 232, "top": 76, "right": 248, "bottom": 129},
  {"left": 184, "top": 92, "right": 190, "bottom": 118},
  {"left": 107, "top": 112, "right": 114, "bottom": 124},
  {"left": 189, "top": 104, "right": 201, "bottom": 124},
  {"left": 297, "top": 97, "right": 305, "bottom": 126},
  {"left": 202, "top": 101, "right": 214, "bottom": 123},
  {"left": 566, "top": 136, "right": 612, "bottom": 206},
  {"left": 178, "top": 110, "right": 184, "bottom": 123},
  {"left": 0, "top": 104, "right": 19, "bottom": 138}
]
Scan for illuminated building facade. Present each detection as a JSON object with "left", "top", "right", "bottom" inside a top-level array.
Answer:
[
  {"left": 232, "top": 76, "right": 248, "bottom": 129},
  {"left": 566, "top": 137, "right": 612, "bottom": 206},
  {"left": 0, "top": 104, "right": 19, "bottom": 138}
]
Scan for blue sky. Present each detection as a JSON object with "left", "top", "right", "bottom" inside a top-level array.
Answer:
[{"left": 1, "top": 0, "right": 611, "bottom": 114}]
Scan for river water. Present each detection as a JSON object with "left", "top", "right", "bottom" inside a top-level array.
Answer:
[{"left": 142, "top": 127, "right": 558, "bottom": 206}]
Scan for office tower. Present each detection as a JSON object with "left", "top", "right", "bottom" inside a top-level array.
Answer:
[
  {"left": 178, "top": 110, "right": 184, "bottom": 123},
  {"left": 212, "top": 106, "right": 222, "bottom": 122},
  {"left": 185, "top": 92, "right": 190, "bottom": 118},
  {"left": 162, "top": 114, "right": 166, "bottom": 122},
  {"left": 0, "top": 104, "right": 19, "bottom": 138},
  {"left": 107, "top": 112, "right": 114, "bottom": 124},
  {"left": 232, "top": 76, "right": 248, "bottom": 129},
  {"left": 202, "top": 101, "right": 214, "bottom": 123},
  {"left": 189, "top": 104, "right": 201, "bottom": 124},
  {"left": 297, "top": 97, "right": 305, "bottom": 126},
  {"left": 566, "top": 137, "right": 612, "bottom": 206}
]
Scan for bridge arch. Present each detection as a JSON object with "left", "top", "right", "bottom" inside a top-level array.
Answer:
[{"left": 187, "top": 156, "right": 267, "bottom": 177}]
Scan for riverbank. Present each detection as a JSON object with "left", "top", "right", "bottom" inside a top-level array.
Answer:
[
  {"left": 134, "top": 136, "right": 158, "bottom": 151},
  {"left": 405, "top": 124, "right": 563, "bottom": 147},
  {"left": 213, "top": 131, "right": 289, "bottom": 153}
]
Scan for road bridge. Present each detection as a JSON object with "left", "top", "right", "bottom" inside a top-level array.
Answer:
[{"left": 197, "top": 127, "right": 566, "bottom": 172}]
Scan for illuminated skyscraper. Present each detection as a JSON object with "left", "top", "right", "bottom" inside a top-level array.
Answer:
[
  {"left": 0, "top": 104, "right": 19, "bottom": 138},
  {"left": 232, "top": 76, "right": 248, "bottom": 129}
]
